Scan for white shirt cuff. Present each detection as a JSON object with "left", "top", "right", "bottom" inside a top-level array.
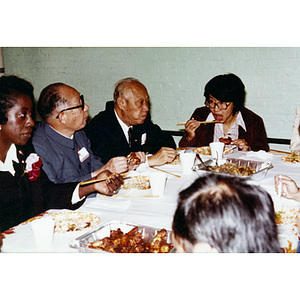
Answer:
[{"left": 71, "top": 184, "right": 86, "bottom": 205}]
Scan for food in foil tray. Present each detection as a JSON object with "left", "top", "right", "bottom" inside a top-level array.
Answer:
[
  {"left": 207, "top": 162, "right": 256, "bottom": 177},
  {"left": 86, "top": 226, "right": 174, "bottom": 253},
  {"left": 194, "top": 158, "right": 273, "bottom": 179}
]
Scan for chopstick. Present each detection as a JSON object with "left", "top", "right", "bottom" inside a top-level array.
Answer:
[
  {"left": 97, "top": 194, "right": 159, "bottom": 198},
  {"left": 223, "top": 145, "right": 238, "bottom": 155},
  {"left": 150, "top": 166, "right": 181, "bottom": 178},
  {"left": 278, "top": 175, "right": 282, "bottom": 210},
  {"left": 177, "top": 120, "right": 219, "bottom": 126},
  {"left": 79, "top": 172, "right": 129, "bottom": 186},
  {"left": 269, "top": 149, "right": 291, "bottom": 154}
]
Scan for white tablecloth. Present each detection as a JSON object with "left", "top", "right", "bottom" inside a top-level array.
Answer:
[{"left": 2, "top": 150, "right": 300, "bottom": 252}]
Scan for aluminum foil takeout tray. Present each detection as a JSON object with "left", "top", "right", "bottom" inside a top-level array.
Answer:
[
  {"left": 193, "top": 158, "right": 273, "bottom": 180},
  {"left": 69, "top": 220, "right": 173, "bottom": 253}
]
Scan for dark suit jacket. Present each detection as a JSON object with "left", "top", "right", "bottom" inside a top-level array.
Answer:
[
  {"left": 179, "top": 106, "right": 269, "bottom": 151},
  {"left": 0, "top": 142, "right": 83, "bottom": 232},
  {"left": 84, "top": 101, "right": 176, "bottom": 164},
  {"left": 32, "top": 122, "right": 103, "bottom": 184}
]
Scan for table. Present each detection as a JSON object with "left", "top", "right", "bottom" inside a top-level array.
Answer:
[{"left": 2, "top": 150, "right": 300, "bottom": 253}]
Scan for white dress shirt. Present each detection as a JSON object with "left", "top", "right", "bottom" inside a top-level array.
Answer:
[{"left": 206, "top": 111, "right": 247, "bottom": 142}]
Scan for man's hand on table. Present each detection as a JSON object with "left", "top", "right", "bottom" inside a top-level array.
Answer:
[
  {"left": 80, "top": 170, "right": 124, "bottom": 198},
  {"left": 127, "top": 151, "right": 146, "bottom": 171},
  {"left": 93, "top": 170, "right": 124, "bottom": 196},
  {"left": 274, "top": 174, "right": 300, "bottom": 202},
  {"left": 93, "top": 152, "right": 146, "bottom": 175},
  {"left": 148, "top": 147, "right": 177, "bottom": 167},
  {"left": 99, "top": 156, "right": 129, "bottom": 174}
]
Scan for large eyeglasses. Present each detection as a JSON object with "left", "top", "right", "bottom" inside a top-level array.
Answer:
[
  {"left": 56, "top": 95, "right": 85, "bottom": 119},
  {"left": 206, "top": 100, "right": 231, "bottom": 111}
]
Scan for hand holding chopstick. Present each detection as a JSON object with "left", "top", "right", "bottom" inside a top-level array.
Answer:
[{"left": 80, "top": 172, "right": 129, "bottom": 186}]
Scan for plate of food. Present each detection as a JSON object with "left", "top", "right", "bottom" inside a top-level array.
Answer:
[
  {"left": 193, "top": 145, "right": 235, "bottom": 156},
  {"left": 49, "top": 212, "right": 101, "bottom": 233},
  {"left": 281, "top": 152, "right": 300, "bottom": 163},
  {"left": 275, "top": 207, "right": 299, "bottom": 226},
  {"left": 275, "top": 207, "right": 299, "bottom": 253},
  {"left": 121, "top": 175, "right": 150, "bottom": 190}
]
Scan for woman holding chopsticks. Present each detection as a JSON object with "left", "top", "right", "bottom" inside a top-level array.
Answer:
[
  {"left": 178, "top": 73, "right": 269, "bottom": 152},
  {"left": 0, "top": 76, "right": 123, "bottom": 231}
]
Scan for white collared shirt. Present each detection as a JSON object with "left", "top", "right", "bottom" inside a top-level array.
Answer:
[
  {"left": 114, "top": 109, "right": 131, "bottom": 143},
  {"left": 206, "top": 111, "right": 247, "bottom": 142},
  {"left": 114, "top": 109, "right": 149, "bottom": 167},
  {"left": 0, "top": 144, "right": 19, "bottom": 176}
]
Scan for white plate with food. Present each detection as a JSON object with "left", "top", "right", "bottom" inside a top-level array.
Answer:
[
  {"left": 193, "top": 145, "right": 235, "bottom": 156},
  {"left": 281, "top": 152, "right": 300, "bottom": 164},
  {"left": 49, "top": 211, "right": 101, "bottom": 233}
]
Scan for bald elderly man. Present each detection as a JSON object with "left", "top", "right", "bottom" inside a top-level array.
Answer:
[{"left": 85, "top": 77, "right": 177, "bottom": 167}]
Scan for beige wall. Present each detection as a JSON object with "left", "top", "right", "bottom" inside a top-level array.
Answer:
[{"left": 3, "top": 47, "right": 299, "bottom": 149}]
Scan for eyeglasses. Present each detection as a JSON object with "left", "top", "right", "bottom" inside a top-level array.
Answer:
[
  {"left": 56, "top": 95, "right": 85, "bottom": 119},
  {"left": 206, "top": 100, "right": 231, "bottom": 111}
]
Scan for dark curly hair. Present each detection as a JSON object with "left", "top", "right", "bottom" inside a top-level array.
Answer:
[
  {"left": 0, "top": 75, "right": 34, "bottom": 125},
  {"left": 204, "top": 73, "right": 245, "bottom": 114}
]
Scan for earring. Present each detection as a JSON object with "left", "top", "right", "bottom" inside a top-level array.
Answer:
[{"left": 0, "top": 125, "right": 1, "bottom": 130}]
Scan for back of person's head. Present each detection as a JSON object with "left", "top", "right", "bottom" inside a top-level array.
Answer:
[
  {"left": 204, "top": 73, "right": 245, "bottom": 113},
  {"left": 37, "top": 82, "right": 68, "bottom": 120},
  {"left": 172, "top": 173, "right": 280, "bottom": 253},
  {"left": 0, "top": 75, "right": 34, "bottom": 125},
  {"left": 113, "top": 77, "right": 141, "bottom": 103}
]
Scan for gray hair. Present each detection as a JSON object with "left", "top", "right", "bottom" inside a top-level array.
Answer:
[
  {"left": 37, "top": 83, "right": 69, "bottom": 119},
  {"left": 113, "top": 77, "right": 140, "bottom": 103}
]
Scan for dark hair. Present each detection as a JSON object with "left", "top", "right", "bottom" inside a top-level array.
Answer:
[
  {"left": 0, "top": 75, "right": 34, "bottom": 125},
  {"left": 37, "top": 82, "right": 68, "bottom": 120},
  {"left": 113, "top": 77, "right": 141, "bottom": 103},
  {"left": 204, "top": 73, "right": 245, "bottom": 114},
  {"left": 172, "top": 173, "right": 280, "bottom": 253}
]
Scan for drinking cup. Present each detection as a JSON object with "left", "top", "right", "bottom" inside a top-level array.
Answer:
[
  {"left": 180, "top": 152, "right": 196, "bottom": 174},
  {"left": 31, "top": 217, "right": 55, "bottom": 251},
  {"left": 149, "top": 172, "right": 166, "bottom": 196},
  {"left": 209, "top": 142, "right": 225, "bottom": 161}
]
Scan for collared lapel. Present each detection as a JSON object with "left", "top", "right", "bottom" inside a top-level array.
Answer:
[{"left": 14, "top": 147, "right": 31, "bottom": 191}]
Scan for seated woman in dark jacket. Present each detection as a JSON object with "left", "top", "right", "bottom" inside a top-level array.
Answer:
[
  {"left": 0, "top": 76, "right": 123, "bottom": 232},
  {"left": 179, "top": 73, "right": 269, "bottom": 152}
]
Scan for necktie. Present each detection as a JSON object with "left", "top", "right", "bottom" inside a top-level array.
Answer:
[{"left": 128, "top": 127, "right": 133, "bottom": 148}]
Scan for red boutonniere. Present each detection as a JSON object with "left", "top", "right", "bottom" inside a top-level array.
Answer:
[{"left": 23, "top": 153, "right": 43, "bottom": 181}]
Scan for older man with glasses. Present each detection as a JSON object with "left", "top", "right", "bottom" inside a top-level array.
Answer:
[
  {"left": 32, "top": 83, "right": 144, "bottom": 186},
  {"left": 179, "top": 73, "right": 269, "bottom": 152}
]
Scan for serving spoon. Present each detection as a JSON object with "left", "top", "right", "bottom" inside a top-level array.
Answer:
[{"left": 196, "top": 153, "right": 210, "bottom": 170}]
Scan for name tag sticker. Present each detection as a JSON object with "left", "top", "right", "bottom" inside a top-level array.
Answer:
[
  {"left": 141, "top": 133, "right": 147, "bottom": 145},
  {"left": 78, "top": 147, "right": 90, "bottom": 162}
]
